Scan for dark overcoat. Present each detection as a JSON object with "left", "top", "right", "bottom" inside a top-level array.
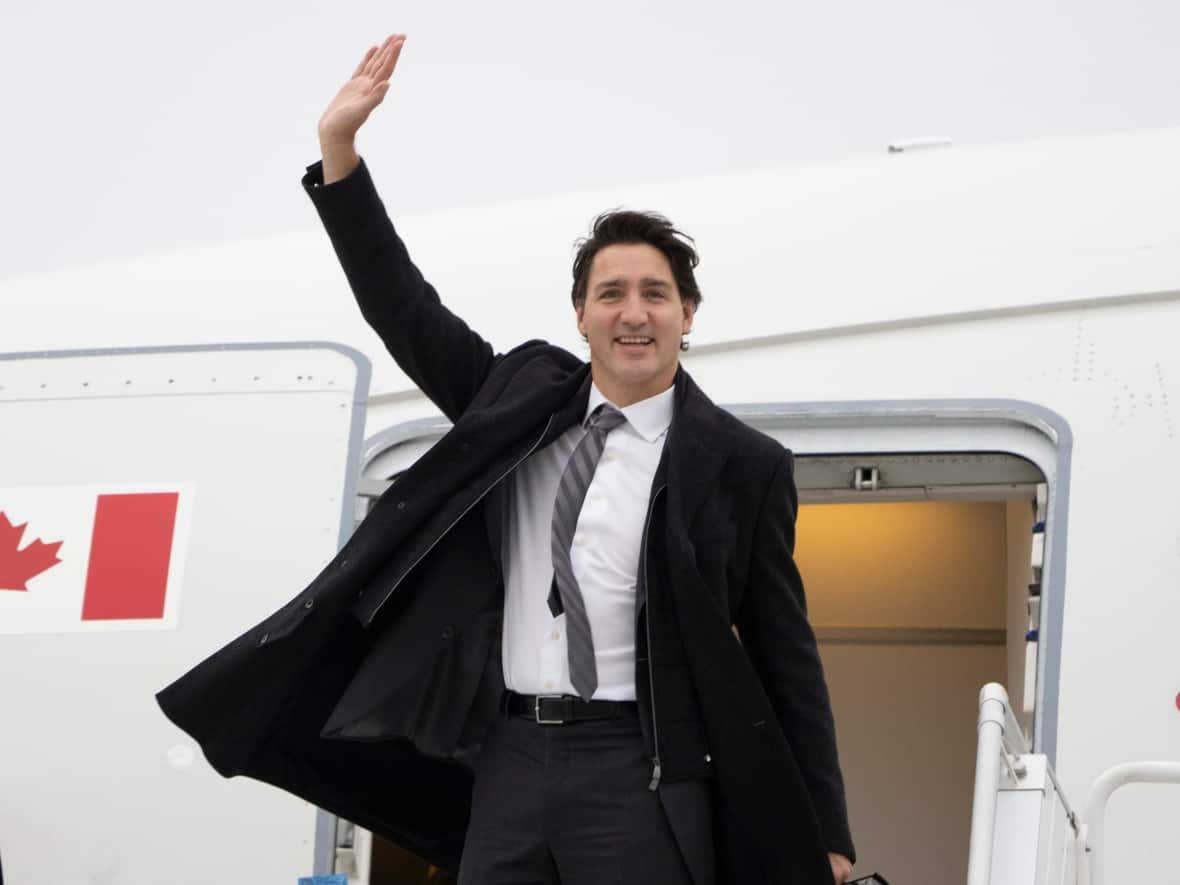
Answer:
[{"left": 156, "top": 159, "right": 854, "bottom": 884}]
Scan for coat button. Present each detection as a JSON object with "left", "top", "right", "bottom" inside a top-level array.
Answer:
[
  {"left": 303, "top": 599, "right": 315, "bottom": 609},
  {"left": 397, "top": 501, "right": 406, "bottom": 510},
  {"left": 460, "top": 442, "right": 470, "bottom": 452},
  {"left": 441, "top": 625, "right": 455, "bottom": 640},
  {"left": 258, "top": 632, "right": 270, "bottom": 645}
]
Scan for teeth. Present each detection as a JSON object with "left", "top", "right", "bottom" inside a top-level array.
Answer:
[{"left": 617, "top": 337, "right": 652, "bottom": 344}]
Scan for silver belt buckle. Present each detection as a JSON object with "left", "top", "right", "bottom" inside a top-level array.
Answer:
[{"left": 534, "top": 694, "right": 566, "bottom": 725}]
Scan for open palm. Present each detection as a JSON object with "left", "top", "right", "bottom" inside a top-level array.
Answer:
[{"left": 318, "top": 33, "right": 406, "bottom": 144}]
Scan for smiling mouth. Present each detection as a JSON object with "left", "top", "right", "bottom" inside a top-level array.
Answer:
[{"left": 615, "top": 336, "right": 654, "bottom": 345}]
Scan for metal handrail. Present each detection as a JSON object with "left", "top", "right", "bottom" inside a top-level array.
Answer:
[
  {"left": 1082, "top": 761, "right": 1180, "bottom": 885},
  {"left": 965, "top": 683, "right": 1029, "bottom": 885}
]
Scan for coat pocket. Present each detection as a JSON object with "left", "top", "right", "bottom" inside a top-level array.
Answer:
[
  {"left": 319, "top": 607, "right": 502, "bottom": 758},
  {"left": 658, "top": 718, "right": 715, "bottom": 782}
]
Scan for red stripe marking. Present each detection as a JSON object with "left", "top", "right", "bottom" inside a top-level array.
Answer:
[{"left": 81, "top": 493, "right": 179, "bottom": 621}]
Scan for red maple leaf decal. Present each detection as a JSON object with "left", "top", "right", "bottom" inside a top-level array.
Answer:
[{"left": 0, "top": 511, "right": 64, "bottom": 591}]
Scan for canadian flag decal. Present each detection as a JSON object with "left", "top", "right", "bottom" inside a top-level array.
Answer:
[
  {"left": 0, "top": 485, "right": 193, "bottom": 634},
  {"left": 0, "top": 512, "right": 63, "bottom": 591}
]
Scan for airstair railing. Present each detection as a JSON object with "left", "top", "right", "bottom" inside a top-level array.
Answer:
[
  {"left": 966, "top": 683, "right": 1030, "bottom": 885},
  {"left": 1080, "top": 761, "right": 1180, "bottom": 885}
]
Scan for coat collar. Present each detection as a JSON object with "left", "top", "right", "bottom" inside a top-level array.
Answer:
[
  {"left": 660, "top": 366, "right": 740, "bottom": 530},
  {"left": 525, "top": 357, "right": 737, "bottom": 530}
]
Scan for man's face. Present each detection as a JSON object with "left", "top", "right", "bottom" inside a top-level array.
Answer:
[{"left": 576, "top": 243, "right": 695, "bottom": 407}]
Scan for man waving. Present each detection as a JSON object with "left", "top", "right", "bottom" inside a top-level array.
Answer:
[{"left": 159, "top": 32, "right": 855, "bottom": 885}]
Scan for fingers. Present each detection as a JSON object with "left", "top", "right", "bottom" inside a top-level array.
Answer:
[
  {"left": 363, "top": 35, "right": 393, "bottom": 78},
  {"left": 357, "top": 33, "right": 405, "bottom": 85},
  {"left": 352, "top": 45, "right": 377, "bottom": 79},
  {"left": 359, "top": 35, "right": 392, "bottom": 78},
  {"left": 344, "top": 33, "right": 405, "bottom": 107},
  {"left": 375, "top": 34, "right": 406, "bottom": 82}
]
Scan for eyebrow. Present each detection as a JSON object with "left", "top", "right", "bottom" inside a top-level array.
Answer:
[{"left": 594, "top": 277, "right": 672, "bottom": 291}]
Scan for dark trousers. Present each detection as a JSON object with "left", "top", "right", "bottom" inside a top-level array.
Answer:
[{"left": 457, "top": 709, "right": 714, "bottom": 885}]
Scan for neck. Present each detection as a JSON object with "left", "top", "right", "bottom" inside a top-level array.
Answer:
[{"left": 590, "top": 364, "right": 678, "bottom": 407}]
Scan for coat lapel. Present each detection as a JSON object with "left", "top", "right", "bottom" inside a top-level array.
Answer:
[
  {"left": 664, "top": 368, "right": 737, "bottom": 534},
  {"left": 635, "top": 368, "right": 735, "bottom": 620},
  {"left": 483, "top": 369, "right": 592, "bottom": 571}
]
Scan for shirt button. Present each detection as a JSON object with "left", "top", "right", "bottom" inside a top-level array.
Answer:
[
  {"left": 544, "top": 680, "right": 555, "bottom": 690},
  {"left": 551, "top": 630, "right": 561, "bottom": 641}
]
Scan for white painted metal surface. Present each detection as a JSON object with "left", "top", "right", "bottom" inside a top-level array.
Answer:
[
  {"left": 2, "top": 128, "right": 1179, "bottom": 881},
  {"left": 990, "top": 767, "right": 1043, "bottom": 885},
  {"left": 0, "top": 345, "right": 367, "bottom": 885},
  {"left": 968, "top": 684, "right": 1030, "bottom": 884},
  {"left": 967, "top": 686, "right": 1080, "bottom": 885},
  {"left": 1081, "top": 762, "right": 1180, "bottom": 885},
  {"left": 5, "top": 128, "right": 1180, "bottom": 408}
]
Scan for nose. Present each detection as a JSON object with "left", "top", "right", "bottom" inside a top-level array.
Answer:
[{"left": 620, "top": 293, "right": 647, "bottom": 326}]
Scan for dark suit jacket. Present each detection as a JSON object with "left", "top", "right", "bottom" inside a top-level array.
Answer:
[{"left": 156, "top": 158, "right": 854, "bottom": 884}]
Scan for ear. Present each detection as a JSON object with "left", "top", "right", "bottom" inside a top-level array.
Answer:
[
  {"left": 575, "top": 303, "right": 586, "bottom": 336},
  {"left": 681, "top": 300, "right": 696, "bottom": 333}
]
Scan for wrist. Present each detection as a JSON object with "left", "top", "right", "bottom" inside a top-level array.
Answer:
[
  {"left": 318, "top": 134, "right": 358, "bottom": 157},
  {"left": 318, "top": 139, "right": 360, "bottom": 185}
]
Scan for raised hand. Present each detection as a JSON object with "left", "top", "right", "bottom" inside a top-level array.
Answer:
[{"left": 318, "top": 34, "right": 406, "bottom": 183}]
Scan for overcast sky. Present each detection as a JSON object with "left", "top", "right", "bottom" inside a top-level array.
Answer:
[{"left": 3, "top": 0, "right": 1179, "bottom": 282}]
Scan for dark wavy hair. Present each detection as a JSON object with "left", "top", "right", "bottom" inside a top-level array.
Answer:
[{"left": 570, "top": 210, "right": 703, "bottom": 310}]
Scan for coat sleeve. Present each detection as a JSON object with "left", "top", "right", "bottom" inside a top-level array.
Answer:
[
  {"left": 733, "top": 450, "right": 856, "bottom": 863},
  {"left": 302, "top": 158, "right": 495, "bottom": 423}
]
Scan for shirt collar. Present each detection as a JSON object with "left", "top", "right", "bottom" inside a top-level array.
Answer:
[{"left": 585, "top": 381, "right": 674, "bottom": 443}]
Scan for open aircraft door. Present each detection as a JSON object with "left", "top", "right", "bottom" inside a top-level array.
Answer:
[{"left": 0, "top": 343, "right": 370, "bottom": 885}]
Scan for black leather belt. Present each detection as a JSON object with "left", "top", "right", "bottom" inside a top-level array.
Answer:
[{"left": 505, "top": 691, "right": 639, "bottom": 725}]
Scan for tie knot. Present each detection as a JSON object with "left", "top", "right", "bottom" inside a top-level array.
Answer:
[{"left": 587, "top": 403, "right": 627, "bottom": 434}]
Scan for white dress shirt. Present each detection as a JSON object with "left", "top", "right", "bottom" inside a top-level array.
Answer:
[{"left": 501, "top": 381, "right": 674, "bottom": 700}]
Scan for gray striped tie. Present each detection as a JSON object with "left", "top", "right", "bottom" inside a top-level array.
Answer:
[{"left": 548, "top": 403, "right": 627, "bottom": 700}]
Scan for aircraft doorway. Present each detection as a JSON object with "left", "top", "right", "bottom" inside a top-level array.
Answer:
[
  {"left": 343, "top": 401, "right": 1068, "bottom": 884},
  {"left": 794, "top": 451, "right": 1045, "bottom": 884}
]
